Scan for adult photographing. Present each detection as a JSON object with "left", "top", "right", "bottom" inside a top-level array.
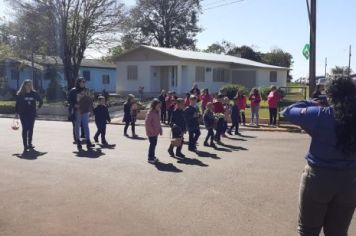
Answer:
[
  {"left": 15, "top": 79, "right": 43, "bottom": 152},
  {"left": 283, "top": 77, "right": 356, "bottom": 236}
]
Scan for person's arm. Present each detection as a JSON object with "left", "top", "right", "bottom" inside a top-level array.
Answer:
[
  {"left": 282, "top": 100, "right": 320, "bottom": 133},
  {"left": 35, "top": 92, "right": 43, "bottom": 108},
  {"left": 106, "top": 108, "right": 111, "bottom": 123}
]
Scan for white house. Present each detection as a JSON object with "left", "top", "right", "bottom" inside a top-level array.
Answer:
[{"left": 115, "top": 45, "right": 289, "bottom": 95}]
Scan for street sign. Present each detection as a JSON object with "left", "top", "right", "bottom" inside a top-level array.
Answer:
[{"left": 303, "top": 44, "right": 310, "bottom": 60}]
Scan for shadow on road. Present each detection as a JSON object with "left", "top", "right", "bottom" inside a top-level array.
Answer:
[
  {"left": 73, "top": 148, "right": 105, "bottom": 158},
  {"left": 213, "top": 145, "right": 233, "bottom": 152},
  {"left": 195, "top": 150, "right": 221, "bottom": 160},
  {"left": 12, "top": 149, "right": 48, "bottom": 160},
  {"left": 154, "top": 161, "right": 182, "bottom": 173},
  {"left": 239, "top": 134, "right": 256, "bottom": 138},
  {"left": 97, "top": 144, "right": 116, "bottom": 149},
  {"left": 125, "top": 136, "right": 147, "bottom": 141},
  {"left": 218, "top": 143, "right": 248, "bottom": 151},
  {"left": 174, "top": 156, "right": 209, "bottom": 167},
  {"left": 226, "top": 136, "right": 247, "bottom": 141}
]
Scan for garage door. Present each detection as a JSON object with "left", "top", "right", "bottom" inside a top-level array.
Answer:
[{"left": 231, "top": 70, "right": 257, "bottom": 88}]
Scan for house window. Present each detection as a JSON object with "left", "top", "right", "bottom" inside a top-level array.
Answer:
[
  {"left": 270, "top": 71, "right": 277, "bottom": 82},
  {"left": 195, "top": 66, "right": 205, "bottom": 82},
  {"left": 102, "top": 75, "right": 110, "bottom": 84},
  {"left": 83, "top": 70, "right": 91, "bottom": 81},
  {"left": 127, "top": 65, "right": 138, "bottom": 80},
  {"left": 11, "top": 69, "right": 19, "bottom": 80},
  {"left": 213, "top": 68, "right": 230, "bottom": 82}
]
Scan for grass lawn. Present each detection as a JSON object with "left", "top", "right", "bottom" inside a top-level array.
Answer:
[{"left": 0, "top": 100, "right": 15, "bottom": 106}]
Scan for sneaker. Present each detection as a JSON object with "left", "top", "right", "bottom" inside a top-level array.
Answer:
[
  {"left": 227, "top": 131, "right": 232, "bottom": 135},
  {"left": 132, "top": 134, "right": 138, "bottom": 138},
  {"left": 203, "top": 142, "right": 209, "bottom": 147},
  {"left": 148, "top": 158, "right": 159, "bottom": 164},
  {"left": 86, "top": 141, "right": 95, "bottom": 149},
  {"left": 102, "top": 141, "right": 109, "bottom": 146},
  {"left": 94, "top": 137, "right": 99, "bottom": 143},
  {"left": 77, "top": 143, "right": 82, "bottom": 151},
  {"left": 28, "top": 144, "right": 35, "bottom": 149},
  {"left": 188, "top": 147, "right": 197, "bottom": 152},
  {"left": 124, "top": 133, "right": 129, "bottom": 137},
  {"left": 210, "top": 143, "right": 217, "bottom": 148},
  {"left": 235, "top": 132, "right": 241, "bottom": 136}
]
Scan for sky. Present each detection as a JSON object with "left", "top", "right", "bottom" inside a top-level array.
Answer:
[{"left": 1, "top": 0, "right": 355, "bottom": 80}]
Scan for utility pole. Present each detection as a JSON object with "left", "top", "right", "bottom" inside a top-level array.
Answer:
[
  {"left": 324, "top": 57, "right": 327, "bottom": 78},
  {"left": 308, "top": 0, "right": 317, "bottom": 97},
  {"left": 348, "top": 45, "right": 352, "bottom": 76}
]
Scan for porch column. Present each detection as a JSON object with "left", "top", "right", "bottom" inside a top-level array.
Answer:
[{"left": 176, "top": 64, "right": 182, "bottom": 95}]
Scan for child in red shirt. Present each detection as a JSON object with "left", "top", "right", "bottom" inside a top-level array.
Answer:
[
  {"left": 236, "top": 93, "right": 247, "bottom": 126},
  {"left": 267, "top": 86, "right": 280, "bottom": 126},
  {"left": 249, "top": 88, "right": 261, "bottom": 126}
]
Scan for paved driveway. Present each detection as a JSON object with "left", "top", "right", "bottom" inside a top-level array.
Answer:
[{"left": 0, "top": 118, "right": 355, "bottom": 236}]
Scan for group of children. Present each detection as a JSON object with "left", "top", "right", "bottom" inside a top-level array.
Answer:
[{"left": 144, "top": 86, "right": 281, "bottom": 163}]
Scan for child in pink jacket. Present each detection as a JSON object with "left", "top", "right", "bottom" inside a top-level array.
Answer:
[
  {"left": 267, "top": 86, "right": 280, "bottom": 126},
  {"left": 145, "top": 99, "right": 162, "bottom": 164}
]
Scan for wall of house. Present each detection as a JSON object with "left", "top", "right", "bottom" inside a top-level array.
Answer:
[
  {"left": 256, "top": 69, "right": 287, "bottom": 88},
  {"left": 116, "top": 61, "right": 179, "bottom": 95},
  {"left": 79, "top": 67, "right": 117, "bottom": 93},
  {"left": 180, "top": 61, "right": 231, "bottom": 94},
  {"left": 5, "top": 64, "right": 117, "bottom": 93}
]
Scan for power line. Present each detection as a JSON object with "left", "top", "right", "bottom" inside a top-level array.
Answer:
[{"left": 203, "top": 0, "right": 245, "bottom": 11}]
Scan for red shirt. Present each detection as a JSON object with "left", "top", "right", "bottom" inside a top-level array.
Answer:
[
  {"left": 249, "top": 94, "right": 261, "bottom": 108},
  {"left": 213, "top": 101, "right": 224, "bottom": 113},
  {"left": 201, "top": 94, "right": 213, "bottom": 108},
  {"left": 267, "top": 91, "right": 280, "bottom": 108},
  {"left": 236, "top": 96, "right": 247, "bottom": 110}
]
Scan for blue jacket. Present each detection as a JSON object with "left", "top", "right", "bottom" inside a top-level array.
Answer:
[{"left": 283, "top": 100, "right": 356, "bottom": 169}]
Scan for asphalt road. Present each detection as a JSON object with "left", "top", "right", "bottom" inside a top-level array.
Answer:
[{"left": 0, "top": 118, "right": 355, "bottom": 236}]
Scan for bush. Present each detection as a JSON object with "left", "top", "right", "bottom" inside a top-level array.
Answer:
[
  {"left": 220, "top": 84, "right": 249, "bottom": 99},
  {"left": 259, "top": 86, "right": 271, "bottom": 101},
  {"left": 46, "top": 78, "right": 66, "bottom": 101},
  {"left": 0, "top": 105, "right": 15, "bottom": 114}
]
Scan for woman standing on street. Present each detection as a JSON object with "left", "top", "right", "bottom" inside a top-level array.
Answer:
[
  {"left": 15, "top": 79, "right": 43, "bottom": 152},
  {"left": 123, "top": 94, "right": 137, "bottom": 138},
  {"left": 283, "top": 77, "right": 356, "bottom": 236}
]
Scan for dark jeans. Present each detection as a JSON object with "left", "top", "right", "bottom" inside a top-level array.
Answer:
[
  {"left": 20, "top": 114, "right": 35, "bottom": 148},
  {"left": 161, "top": 108, "right": 167, "bottom": 123},
  {"left": 298, "top": 165, "right": 356, "bottom": 236},
  {"left": 240, "top": 111, "right": 246, "bottom": 125},
  {"left": 72, "top": 120, "right": 85, "bottom": 141},
  {"left": 188, "top": 128, "right": 201, "bottom": 149},
  {"left": 229, "top": 121, "right": 239, "bottom": 134},
  {"left": 167, "top": 109, "right": 173, "bottom": 124},
  {"left": 148, "top": 136, "right": 158, "bottom": 160},
  {"left": 215, "top": 118, "right": 225, "bottom": 141},
  {"left": 205, "top": 128, "right": 214, "bottom": 144},
  {"left": 269, "top": 108, "right": 278, "bottom": 125},
  {"left": 94, "top": 123, "right": 107, "bottom": 143},
  {"left": 124, "top": 121, "right": 136, "bottom": 135}
]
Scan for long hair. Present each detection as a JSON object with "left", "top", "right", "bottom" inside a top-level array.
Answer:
[
  {"left": 326, "top": 77, "right": 356, "bottom": 156},
  {"left": 150, "top": 98, "right": 161, "bottom": 111},
  {"left": 249, "top": 88, "right": 259, "bottom": 96},
  {"left": 16, "top": 79, "right": 35, "bottom": 96}
]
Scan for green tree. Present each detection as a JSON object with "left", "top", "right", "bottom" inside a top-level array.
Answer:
[
  {"left": 227, "top": 45, "right": 262, "bottom": 62},
  {"left": 262, "top": 48, "right": 293, "bottom": 82},
  {"left": 204, "top": 41, "right": 235, "bottom": 54},
  {"left": 8, "top": 0, "right": 125, "bottom": 90},
  {"left": 123, "top": 0, "right": 202, "bottom": 49}
]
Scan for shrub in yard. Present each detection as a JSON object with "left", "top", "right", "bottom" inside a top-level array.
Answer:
[
  {"left": 0, "top": 105, "right": 15, "bottom": 114},
  {"left": 220, "top": 84, "right": 249, "bottom": 99},
  {"left": 259, "top": 86, "right": 271, "bottom": 101}
]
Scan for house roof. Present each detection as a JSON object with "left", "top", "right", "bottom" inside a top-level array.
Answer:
[
  {"left": 33, "top": 55, "right": 116, "bottom": 69},
  {"left": 117, "top": 45, "right": 289, "bottom": 70},
  {"left": 5, "top": 57, "right": 44, "bottom": 70}
]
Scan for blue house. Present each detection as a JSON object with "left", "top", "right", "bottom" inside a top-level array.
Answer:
[{"left": 0, "top": 56, "right": 117, "bottom": 93}]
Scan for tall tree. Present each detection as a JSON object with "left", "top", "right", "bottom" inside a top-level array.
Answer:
[
  {"left": 204, "top": 41, "right": 235, "bottom": 54},
  {"left": 262, "top": 48, "right": 293, "bottom": 81},
  {"left": 8, "top": 0, "right": 125, "bottom": 89},
  {"left": 124, "top": 0, "right": 202, "bottom": 49},
  {"left": 227, "top": 45, "right": 262, "bottom": 62},
  {"left": 331, "top": 66, "right": 352, "bottom": 76}
]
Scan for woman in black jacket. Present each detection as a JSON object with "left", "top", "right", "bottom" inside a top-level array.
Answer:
[{"left": 15, "top": 79, "right": 43, "bottom": 152}]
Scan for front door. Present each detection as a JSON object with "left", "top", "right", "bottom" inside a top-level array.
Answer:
[{"left": 160, "top": 67, "right": 169, "bottom": 91}]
